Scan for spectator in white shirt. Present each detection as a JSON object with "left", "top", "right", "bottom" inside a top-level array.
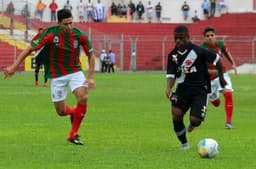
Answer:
[
  {"left": 64, "top": 0, "right": 72, "bottom": 11},
  {"left": 94, "top": 0, "right": 105, "bottom": 22},
  {"left": 146, "top": 1, "right": 154, "bottom": 23},
  {"left": 77, "top": 0, "right": 86, "bottom": 23}
]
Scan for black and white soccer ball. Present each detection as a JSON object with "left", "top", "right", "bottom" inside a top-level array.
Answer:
[{"left": 198, "top": 138, "right": 219, "bottom": 158}]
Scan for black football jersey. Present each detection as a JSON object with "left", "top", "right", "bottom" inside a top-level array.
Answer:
[{"left": 166, "top": 42, "right": 219, "bottom": 96}]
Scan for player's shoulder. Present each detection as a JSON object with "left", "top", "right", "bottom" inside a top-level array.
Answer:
[
  {"left": 200, "top": 41, "right": 207, "bottom": 47},
  {"left": 72, "top": 27, "right": 89, "bottom": 38},
  {"left": 190, "top": 42, "right": 206, "bottom": 52},
  {"left": 168, "top": 48, "right": 177, "bottom": 57},
  {"left": 216, "top": 40, "right": 225, "bottom": 46},
  {"left": 45, "top": 26, "right": 58, "bottom": 33},
  {"left": 191, "top": 42, "right": 214, "bottom": 56},
  {"left": 72, "top": 27, "right": 87, "bottom": 34}
]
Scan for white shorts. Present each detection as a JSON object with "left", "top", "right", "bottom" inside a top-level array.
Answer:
[
  {"left": 50, "top": 71, "right": 87, "bottom": 102},
  {"left": 78, "top": 11, "right": 85, "bottom": 17},
  {"left": 147, "top": 11, "right": 153, "bottom": 18},
  {"left": 208, "top": 73, "right": 233, "bottom": 101}
]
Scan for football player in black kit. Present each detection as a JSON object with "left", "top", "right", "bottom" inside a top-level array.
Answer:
[{"left": 165, "top": 25, "right": 226, "bottom": 150}]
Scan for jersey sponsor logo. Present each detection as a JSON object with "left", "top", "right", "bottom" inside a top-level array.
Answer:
[
  {"left": 184, "top": 59, "right": 192, "bottom": 67},
  {"left": 74, "top": 40, "right": 79, "bottom": 48},
  {"left": 53, "top": 36, "right": 59, "bottom": 46}
]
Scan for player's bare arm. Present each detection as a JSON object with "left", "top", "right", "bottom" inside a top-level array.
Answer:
[
  {"left": 85, "top": 53, "right": 96, "bottom": 89},
  {"left": 208, "top": 69, "right": 218, "bottom": 76},
  {"left": 4, "top": 45, "right": 35, "bottom": 79},
  {"left": 166, "top": 78, "right": 175, "bottom": 99},
  {"left": 215, "top": 59, "right": 227, "bottom": 88},
  {"left": 223, "top": 48, "right": 238, "bottom": 75}
]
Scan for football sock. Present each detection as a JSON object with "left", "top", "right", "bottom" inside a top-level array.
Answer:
[
  {"left": 173, "top": 119, "right": 187, "bottom": 144},
  {"left": 35, "top": 74, "right": 39, "bottom": 82},
  {"left": 65, "top": 105, "right": 75, "bottom": 115},
  {"left": 69, "top": 103, "right": 87, "bottom": 136},
  {"left": 224, "top": 91, "right": 234, "bottom": 123},
  {"left": 211, "top": 98, "right": 220, "bottom": 107},
  {"left": 35, "top": 67, "right": 39, "bottom": 82}
]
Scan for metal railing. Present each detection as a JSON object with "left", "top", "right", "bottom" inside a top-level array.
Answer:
[{"left": 1, "top": 33, "right": 255, "bottom": 71}]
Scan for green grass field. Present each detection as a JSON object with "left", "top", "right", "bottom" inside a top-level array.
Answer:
[{"left": 0, "top": 72, "right": 255, "bottom": 169}]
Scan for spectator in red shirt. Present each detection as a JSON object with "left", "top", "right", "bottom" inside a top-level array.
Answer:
[{"left": 49, "top": 0, "right": 58, "bottom": 22}]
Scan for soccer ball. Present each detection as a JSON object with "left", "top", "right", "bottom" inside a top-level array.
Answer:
[{"left": 197, "top": 138, "right": 219, "bottom": 158}]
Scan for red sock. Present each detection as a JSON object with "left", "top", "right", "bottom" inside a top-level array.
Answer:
[
  {"left": 65, "top": 105, "right": 75, "bottom": 115},
  {"left": 69, "top": 103, "right": 87, "bottom": 137},
  {"left": 211, "top": 98, "right": 220, "bottom": 107},
  {"left": 224, "top": 92, "right": 234, "bottom": 123}
]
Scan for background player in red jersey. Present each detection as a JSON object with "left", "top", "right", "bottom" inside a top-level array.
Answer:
[
  {"left": 4, "top": 9, "right": 95, "bottom": 145},
  {"left": 201, "top": 27, "right": 237, "bottom": 129}
]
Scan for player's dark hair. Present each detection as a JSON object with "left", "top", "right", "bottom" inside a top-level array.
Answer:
[
  {"left": 174, "top": 25, "right": 189, "bottom": 38},
  {"left": 174, "top": 25, "right": 189, "bottom": 36},
  {"left": 174, "top": 25, "right": 189, "bottom": 34},
  {"left": 57, "top": 9, "right": 72, "bottom": 23},
  {"left": 203, "top": 27, "right": 215, "bottom": 36}
]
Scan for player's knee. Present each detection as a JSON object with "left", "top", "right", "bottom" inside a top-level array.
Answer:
[
  {"left": 74, "top": 87, "right": 88, "bottom": 104},
  {"left": 77, "top": 94, "right": 88, "bottom": 104},
  {"left": 172, "top": 107, "right": 184, "bottom": 120},
  {"left": 57, "top": 110, "right": 66, "bottom": 116},
  {"left": 55, "top": 107, "right": 66, "bottom": 116},
  {"left": 190, "top": 116, "right": 202, "bottom": 127},
  {"left": 191, "top": 121, "right": 201, "bottom": 127}
]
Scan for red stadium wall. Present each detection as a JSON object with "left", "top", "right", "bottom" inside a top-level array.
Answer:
[{"left": 1, "top": 13, "right": 256, "bottom": 71}]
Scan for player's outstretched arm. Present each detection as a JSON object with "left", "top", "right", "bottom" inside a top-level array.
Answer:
[{"left": 4, "top": 45, "right": 34, "bottom": 79}]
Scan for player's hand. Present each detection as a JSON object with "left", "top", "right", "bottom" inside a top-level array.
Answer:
[
  {"left": 85, "top": 78, "right": 96, "bottom": 90},
  {"left": 208, "top": 69, "right": 218, "bottom": 76},
  {"left": 166, "top": 89, "right": 172, "bottom": 100},
  {"left": 3, "top": 66, "right": 15, "bottom": 79},
  {"left": 219, "top": 77, "right": 227, "bottom": 88},
  {"left": 232, "top": 64, "right": 238, "bottom": 75}
]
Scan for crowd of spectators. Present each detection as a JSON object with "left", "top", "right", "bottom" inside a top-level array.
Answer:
[
  {"left": 100, "top": 49, "right": 116, "bottom": 73},
  {"left": 6, "top": 0, "right": 106, "bottom": 23},
  {"left": 181, "top": 0, "right": 228, "bottom": 22},
  {"left": 5, "top": 0, "right": 230, "bottom": 23},
  {"left": 109, "top": 0, "right": 162, "bottom": 23}
]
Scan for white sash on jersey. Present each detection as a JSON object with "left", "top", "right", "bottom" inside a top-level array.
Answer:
[{"left": 177, "top": 49, "right": 198, "bottom": 84}]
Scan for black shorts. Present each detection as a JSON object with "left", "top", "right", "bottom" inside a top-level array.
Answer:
[
  {"left": 203, "top": 9, "right": 209, "bottom": 15},
  {"left": 35, "top": 46, "right": 48, "bottom": 65},
  {"left": 35, "top": 56, "right": 44, "bottom": 65},
  {"left": 171, "top": 93, "right": 207, "bottom": 120}
]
